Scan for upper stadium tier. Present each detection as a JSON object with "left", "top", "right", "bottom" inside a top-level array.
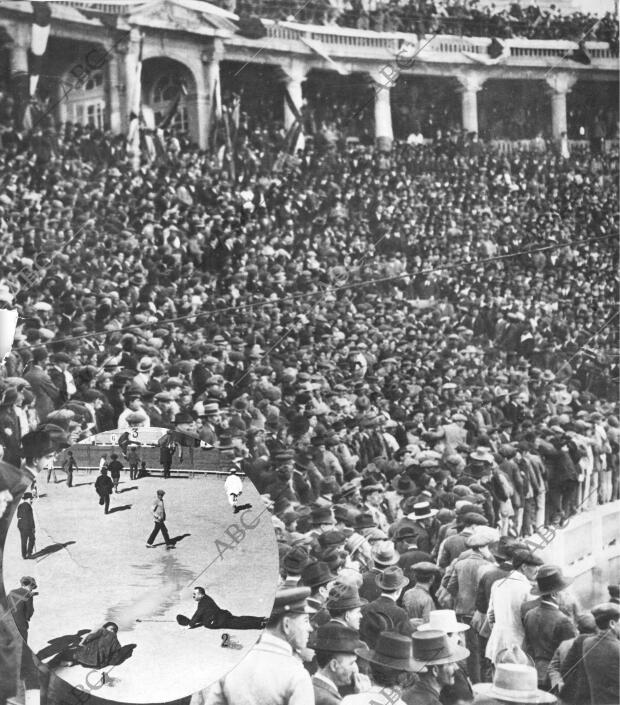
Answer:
[{"left": 0, "top": 0, "right": 617, "bottom": 147}]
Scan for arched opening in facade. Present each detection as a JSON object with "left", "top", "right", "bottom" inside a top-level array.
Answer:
[
  {"left": 568, "top": 79, "right": 619, "bottom": 140},
  {"left": 141, "top": 57, "right": 195, "bottom": 135},
  {"left": 304, "top": 69, "right": 375, "bottom": 143},
  {"left": 392, "top": 75, "right": 461, "bottom": 139},
  {"left": 478, "top": 79, "right": 549, "bottom": 140},
  {"left": 220, "top": 61, "right": 283, "bottom": 125}
]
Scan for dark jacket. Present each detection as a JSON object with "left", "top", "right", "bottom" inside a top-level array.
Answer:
[
  {"left": 582, "top": 630, "right": 620, "bottom": 705},
  {"left": 560, "top": 633, "right": 591, "bottom": 705},
  {"left": 16, "top": 501, "right": 35, "bottom": 533},
  {"left": 188, "top": 595, "right": 223, "bottom": 628},
  {"left": 7, "top": 588, "right": 34, "bottom": 638},
  {"left": 359, "top": 568, "right": 383, "bottom": 602},
  {"left": 360, "top": 595, "right": 409, "bottom": 648},
  {"left": 95, "top": 474, "right": 113, "bottom": 496},
  {"left": 523, "top": 601, "right": 576, "bottom": 686},
  {"left": 75, "top": 628, "right": 122, "bottom": 668}
]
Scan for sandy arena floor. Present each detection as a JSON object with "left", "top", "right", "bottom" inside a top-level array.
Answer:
[{"left": 2, "top": 471, "right": 279, "bottom": 703}]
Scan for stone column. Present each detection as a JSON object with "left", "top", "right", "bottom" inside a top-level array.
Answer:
[
  {"left": 106, "top": 50, "right": 122, "bottom": 134},
  {"left": 282, "top": 59, "right": 307, "bottom": 130},
  {"left": 546, "top": 72, "right": 577, "bottom": 139},
  {"left": 123, "top": 28, "right": 142, "bottom": 120},
  {"left": 7, "top": 22, "right": 29, "bottom": 125},
  {"left": 202, "top": 38, "right": 223, "bottom": 148},
  {"left": 369, "top": 69, "right": 394, "bottom": 149},
  {"left": 456, "top": 71, "right": 486, "bottom": 135}
]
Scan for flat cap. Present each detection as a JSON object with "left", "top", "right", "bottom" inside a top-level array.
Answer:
[{"left": 270, "top": 587, "right": 316, "bottom": 616}]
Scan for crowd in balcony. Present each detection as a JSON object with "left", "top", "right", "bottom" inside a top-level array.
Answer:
[{"left": 231, "top": 0, "right": 619, "bottom": 45}]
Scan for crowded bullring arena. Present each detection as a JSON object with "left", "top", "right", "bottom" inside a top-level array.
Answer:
[{"left": 0, "top": 1, "right": 619, "bottom": 705}]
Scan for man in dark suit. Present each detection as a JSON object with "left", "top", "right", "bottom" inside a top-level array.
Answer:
[
  {"left": 7, "top": 576, "right": 37, "bottom": 640},
  {"left": 24, "top": 349, "right": 61, "bottom": 422},
  {"left": 312, "top": 623, "right": 365, "bottom": 704},
  {"left": 360, "top": 566, "right": 410, "bottom": 648},
  {"left": 582, "top": 602, "right": 620, "bottom": 705},
  {"left": 16, "top": 493, "right": 35, "bottom": 559},
  {"left": 47, "top": 352, "right": 71, "bottom": 405},
  {"left": 94, "top": 467, "right": 113, "bottom": 514},
  {"left": 522, "top": 565, "right": 577, "bottom": 688},
  {"left": 176, "top": 586, "right": 265, "bottom": 630}
]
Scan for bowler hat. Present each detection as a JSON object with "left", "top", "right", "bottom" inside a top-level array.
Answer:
[
  {"left": 314, "top": 624, "right": 363, "bottom": 654},
  {"left": 326, "top": 583, "right": 367, "bottom": 612},
  {"left": 301, "top": 561, "right": 336, "bottom": 588},
  {"left": 411, "top": 630, "right": 469, "bottom": 666},
  {"left": 356, "top": 631, "right": 426, "bottom": 672},
  {"left": 375, "top": 565, "right": 408, "bottom": 591},
  {"left": 473, "top": 663, "right": 555, "bottom": 703},
  {"left": 271, "top": 587, "right": 316, "bottom": 616},
  {"left": 531, "top": 565, "right": 573, "bottom": 595}
]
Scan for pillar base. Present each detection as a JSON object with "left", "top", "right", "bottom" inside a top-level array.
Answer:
[{"left": 376, "top": 136, "right": 393, "bottom": 152}]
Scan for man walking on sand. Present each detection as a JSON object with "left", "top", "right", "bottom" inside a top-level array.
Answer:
[
  {"left": 95, "top": 467, "right": 114, "bottom": 514},
  {"left": 146, "top": 489, "right": 175, "bottom": 549}
]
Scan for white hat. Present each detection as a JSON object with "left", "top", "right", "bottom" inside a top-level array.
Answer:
[
  {"left": 473, "top": 663, "right": 556, "bottom": 703},
  {"left": 418, "top": 610, "right": 470, "bottom": 634}
]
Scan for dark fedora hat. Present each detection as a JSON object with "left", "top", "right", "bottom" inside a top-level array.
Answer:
[
  {"left": 301, "top": 561, "right": 336, "bottom": 588},
  {"left": 356, "top": 631, "right": 426, "bottom": 672},
  {"left": 311, "top": 506, "right": 335, "bottom": 526},
  {"left": 283, "top": 546, "right": 310, "bottom": 576},
  {"left": 360, "top": 477, "right": 384, "bottom": 494},
  {"left": 174, "top": 411, "right": 194, "bottom": 425},
  {"left": 531, "top": 565, "right": 574, "bottom": 595},
  {"left": 314, "top": 623, "right": 363, "bottom": 654},
  {"left": 355, "top": 511, "right": 376, "bottom": 530},
  {"left": 391, "top": 473, "right": 417, "bottom": 495},
  {"left": 326, "top": 583, "right": 367, "bottom": 612},
  {"left": 489, "top": 536, "right": 517, "bottom": 562},
  {"left": 411, "top": 629, "right": 469, "bottom": 666},
  {"left": 375, "top": 565, "right": 408, "bottom": 591}
]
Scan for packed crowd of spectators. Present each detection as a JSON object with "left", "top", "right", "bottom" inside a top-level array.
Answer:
[
  {"left": 0, "top": 100, "right": 618, "bottom": 705},
  {"left": 232, "top": 0, "right": 619, "bottom": 44}
]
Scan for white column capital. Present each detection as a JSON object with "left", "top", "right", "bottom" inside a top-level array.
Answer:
[
  {"left": 201, "top": 37, "right": 225, "bottom": 65},
  {"left": 368, "top": 67, "right": 396, "bottom": 91},
  {"left": 455, "top": 71, "right": 487, "bottom": 95},
  {"left": 281, "top": 59, "right": 308, "bottom": 86},
  {"left": 545, "top": 72, "right": 577, "bottom": 95}
]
